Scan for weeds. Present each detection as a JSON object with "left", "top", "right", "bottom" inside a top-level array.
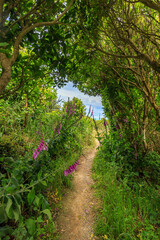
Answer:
[
  {"left": 92, "top": 125, "right": 160, "bottom": 240},
  {"left": 0, "top": 97, "right": 94, "bottom": 239}
]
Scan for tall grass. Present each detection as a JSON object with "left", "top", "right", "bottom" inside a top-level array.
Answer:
[{"left": 92, "top": 153, "right": 160, "bottom": 240}]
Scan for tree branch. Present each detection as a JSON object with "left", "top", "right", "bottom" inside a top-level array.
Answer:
[
  {"left": 0, "top": 53, "right": 11, "bottom": 93},
  {"left": 11, "top": 0, "right": 75, "bottom": 65},
  {"left": 139, "top": 0, "right": 160, "bottom": 12},
  {"left": 0, "top": 0, "right": 4, "bottom": 23},
  {"left": 6, "top": 0, "right": 46, "bottom": 33}
]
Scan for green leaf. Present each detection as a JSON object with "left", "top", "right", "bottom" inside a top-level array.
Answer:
[
  {"left": 34, "top": 196, "right": 40, "bottom": 207},
  {"left": 0, "top": 226, "right": 13, "bottom": 238},
  {"left": 13, "top": 209, "right": 20, "bottom": 222},
  {"left": 37, "top": 170, "right": 42, "bottom": 180},
  {"left": 25, "top": 218, "right": 36, "bottom": 235},
  {"left": 5, "top": 197, "right": 13, "bottom": 219},
  {"left": 42, "top": 209, "right": 52, "bottom": 220},
  {"left": 41, "top": 180, "right": 47, "bottom": 186},
  {"left": 6, "top": 185, "right": 16, "bottom": 194},
  {"left": 27, "top": 188, "right": 35, "bottom": 205},
  {"left": 10, "top": 177, "right": 19, "bottom": 187},
  {"left": 0, "top": 206, "right": 8, "bottom": 224},
  {"left": 0, "top": 42, "right": 9, "bottom": 47},
  {"left": 11, "top": 23, "right": 20, "bottom": 33},
  {"left": 37, "top": 216, "right": 43, "bottom": 223},
  {"left": 0, "top": 49, "right": 9, "bottom": 54},
  {"left": 41, "top": 198, "right": 49, "bottom": 210}
]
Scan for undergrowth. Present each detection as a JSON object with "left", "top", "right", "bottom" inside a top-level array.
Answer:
[
  {"left": 92, "top": 129, "right": 160, "bottom": 240},
  {"left": 0, "top": 98, "right": 94, "bottom": 239}
]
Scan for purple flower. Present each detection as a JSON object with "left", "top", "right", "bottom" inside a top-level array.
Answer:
[
  {"left": 43, "top": 143, "right": 48, "bottom": 151},
  {"left": 33, "top": 138, "right": 48, "bottom": 160},
  {"left": 119, "top": 134, "right": 122, "bottom": 138},
  {"left": 33, "top": 149, "right": 39, "bottom": 160},
  {"left": 64, "top": 170, "right": 68, "bottom": 176},
  {"left": 38, "top": 144, "right": 44, "bottom": 151},
  {"left": 64, "top": 160, "right": 80, "bottom": 177},
  {"left": 40, "top": 234, "right": 44, "bottom": 238},
  {"left": 123, "top": 118, "right": 128, "bottom": 123},
  {"left": 116, "top": 125, "right": 120, "bottom": 129},
  {"left": 104, "top": 120, "right": 107, "bottom": 127},
  {"left": 68, "top": 107, "right": 72, "bottom": 116},
  {"left": 57, "top": 123, "right": 61, "bottom": 135},
  {"left": 36, "top": 131, "right": 39, "bottom": 134},
  {"left": 135, "top": 153, "right": 138, "bottom": 159},
  {"left": 73, "top": 103, "right": 76, "bottom": 109}
]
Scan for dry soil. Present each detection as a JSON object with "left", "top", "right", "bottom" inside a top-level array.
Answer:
[{"left": 56, "top": 141, "right": 99, "bottom": 240}]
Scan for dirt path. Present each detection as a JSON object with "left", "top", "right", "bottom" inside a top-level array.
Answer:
[{"left": 56, "top": 141, "right": 99, "bottom": 240}]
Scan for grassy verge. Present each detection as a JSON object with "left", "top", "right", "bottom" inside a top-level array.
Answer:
[{"left": 92, "top": 152, "right": 160, "bottom": 240}]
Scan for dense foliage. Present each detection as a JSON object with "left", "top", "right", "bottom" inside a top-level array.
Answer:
[
  {"left": 0, "top": 94, "right": 94, "bottom": 239},
  {"left": 1, "top": 0, "right": 160, "bottom": 239},
  {"left": 92, "top": 123, "right": 160, "bottom": 240},
  {"left": 67, "top": 0, "right": 160, "bottom": 174}
]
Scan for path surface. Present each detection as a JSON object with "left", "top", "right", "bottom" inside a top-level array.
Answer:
[{"left": 56, "top": 141, "right": 99, "bottom": 240}]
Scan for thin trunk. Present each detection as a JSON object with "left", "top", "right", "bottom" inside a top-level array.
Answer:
[
  {"left": 143, "top": 97, "right": 148, "bottom": 151},
  {"left": 0, "top": 53, "right": 11, "bottom": 94}
]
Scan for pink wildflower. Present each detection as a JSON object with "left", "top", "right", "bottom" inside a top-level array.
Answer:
[
  {"left": 33, "top": 138, "right": 48, "bottom": 160},
  {"left": 43, "top": 143, "right": 48, "bottom": 151},
  {"left": 123, "top": 118, "right": 128, "bottom": 123},
  {"left": 69, "top": 107, "right": 72, "bottom": 116},
  {"left": 64, "top": 160, "right": 79, "bottom": 176},
  {"left": 104, "top": 120, "right": 108, "bottom": 127},
  {"left": 73, "top": 103, "right": 76, "bottom": 109},
  {"left": 64, "top": 170, "right": 68, "bottom": 176},
  {"left": 57, "top": 123, "right": 61, "bottom": 135},
  {"left": 33, "top": 149, "right": 39, "bottom": 160},
  {"left": 66, "top": 104, "right": 69, "bottom": 113}
]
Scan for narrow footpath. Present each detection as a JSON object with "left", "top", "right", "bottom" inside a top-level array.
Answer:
[{"left": 56, "top": 141, "right": 99, "bottom": 240}]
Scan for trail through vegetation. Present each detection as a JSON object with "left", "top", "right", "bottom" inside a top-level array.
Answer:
[
  {"left": 1, "top": 1, "right": 160, "bottom": 239},
  {"left": 56, "top": 140, "right": 99, "bottom": 240}
]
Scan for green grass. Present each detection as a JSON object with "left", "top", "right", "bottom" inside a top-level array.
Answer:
[{"left": 92, "top": 156, "right": 160, "bottom": 240}]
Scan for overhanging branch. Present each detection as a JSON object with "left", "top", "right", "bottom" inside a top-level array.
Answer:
[{"left": 11, "top": 0, "right": 75, "bottom": 65}]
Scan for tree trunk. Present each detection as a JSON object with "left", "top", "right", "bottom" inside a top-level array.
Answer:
[{"left": 0, "top": 53, "right": 11, "bottom": 94}]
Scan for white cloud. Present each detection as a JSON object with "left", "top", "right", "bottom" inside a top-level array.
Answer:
[{"left": 57, "top": 82, "right": 104, "bottom": 119}]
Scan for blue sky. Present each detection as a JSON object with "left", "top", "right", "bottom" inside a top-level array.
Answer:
[{"left": 56, "top": 82, "right": 104, "bottom": 120}]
